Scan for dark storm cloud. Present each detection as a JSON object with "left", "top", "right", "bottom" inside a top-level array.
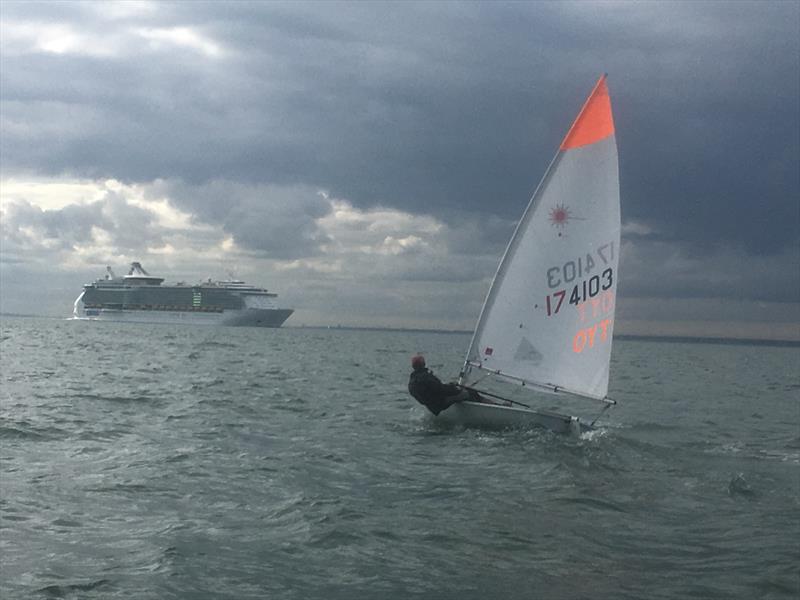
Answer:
[
  {"left": 1, "top": 1, "right": 798, "bottom": 298},
  {"left": 619, "top": 238, "right": 800, "bottom": 304},
  {"left": 145, "top": 180, "right": 331, "bottom": 259}
]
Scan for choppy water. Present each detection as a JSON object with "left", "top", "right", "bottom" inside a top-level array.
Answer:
[{"left": 1, "top": 317, "right": 798, "bottom": 599}]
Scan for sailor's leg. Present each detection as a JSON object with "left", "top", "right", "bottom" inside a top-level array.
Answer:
[
  {"left": 466, "top": 389, "right": 512, "bottom": 406},
  {"left": 443, "top": 389, "right": 471, "bottom": 409}
]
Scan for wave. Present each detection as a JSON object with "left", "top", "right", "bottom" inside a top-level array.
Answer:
[
  {"left": 728, "top": 473, "right": 758, "bottom": 499},
  {"left": 555, "top": 495, "right": 627, "bottom": 513},
  {"left": 65, "top": 392, "right": 158, "bottom": 404},
  {"left": 199, "top": 340, "right": 238, "bottom": 349},
  {"left": 36, "top": 579, "right": 112, "bottom": 597},
  {"left": 0, "top": 424, "right": 66, "bottom": 441}
]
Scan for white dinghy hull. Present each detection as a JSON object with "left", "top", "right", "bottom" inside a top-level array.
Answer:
[{"left": 431, "top": 401, "right": 587, "bottom": 435}]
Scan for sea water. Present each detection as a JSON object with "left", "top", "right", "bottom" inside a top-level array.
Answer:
[{"left": 1, "top": 317, "right": 798, "bottom": 599}]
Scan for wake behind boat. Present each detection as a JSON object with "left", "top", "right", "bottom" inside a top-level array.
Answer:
[
  {"left": 73, "top": 262, "right": 293, "bottom": 327},
  {"left": 425, "top": 75, "right": 621, "bottom": 434}
]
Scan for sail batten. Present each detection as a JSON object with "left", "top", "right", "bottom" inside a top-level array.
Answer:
[{"left": 461, "top": 75, "right": 620, "bottom": 404}]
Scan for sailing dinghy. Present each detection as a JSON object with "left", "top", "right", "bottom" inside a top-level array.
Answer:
[{"left": 435, "top": 75, "right": 620, "bottom": 434}]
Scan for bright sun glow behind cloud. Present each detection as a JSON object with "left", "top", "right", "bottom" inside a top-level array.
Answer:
[
  {"left": 1, "top": 178, "right": 199, "bottom": 231},
  {"left": 1, "top": 21, "right": 121, "bottom": 57}
]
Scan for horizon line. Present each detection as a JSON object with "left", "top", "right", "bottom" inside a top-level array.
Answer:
[{"left": 2, "top": 313, "right": 797, "bottom": 347}]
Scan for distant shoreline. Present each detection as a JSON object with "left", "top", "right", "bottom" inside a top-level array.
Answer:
[
  {"left": 613, "top": 334, "right": 799, "bottom": 348},
  {"left": 290, "top": 327, "right": 800, "bottom": 348},
  {"left": 2, "top": 313, "right": 798, "bottom": 347},
  {"left": 290, "top": 325, "right": 800, "bottom": 347}
]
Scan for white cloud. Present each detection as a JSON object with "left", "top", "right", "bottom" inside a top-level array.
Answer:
[
  {"left": 1, "top": 177, "right": 106, "bottom": 210},
  {"left": 0, "top": 178, "right": 201, "bottom": 231},
  {"left": 621, "top": 219, "right": 652, "bottom": 236},
  {"left": 0, "top": 21, "right": 118, "bottom": 57},
  {"left": 379, "top": 235, "right": 425, "bottom": 255},
  {"left": 134, "top": 26, "right": 224, "bottom": 58},
  {"left": 1, "top": 16, "right": 223, "bottom": 65},
  {"left": 317, "top": 199, "right": 440, "bottom": 257}
]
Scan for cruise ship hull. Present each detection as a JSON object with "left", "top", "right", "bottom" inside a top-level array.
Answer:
[{"left": 74, "top": 306, "right": 293, "bottom": 327}]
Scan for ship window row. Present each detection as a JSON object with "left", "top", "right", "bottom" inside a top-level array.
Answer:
[{"left": 84, "top": 303, "right": 224, "bottom": 313}]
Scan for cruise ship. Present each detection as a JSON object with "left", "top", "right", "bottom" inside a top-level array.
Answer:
[{"left": 73, "top": 263, "right": 293, "bottom": 327}]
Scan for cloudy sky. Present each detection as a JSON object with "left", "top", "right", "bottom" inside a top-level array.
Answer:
[{"left": 1, "top": 1, "right": 798, "bottom": 338}]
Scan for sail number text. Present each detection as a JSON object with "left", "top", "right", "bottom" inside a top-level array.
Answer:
[
  {"left": 545, "top": 269, "right": 613, "bottom": 316},
  {"left": 546, "top": 242, "right": 615, "bottom": 289}
]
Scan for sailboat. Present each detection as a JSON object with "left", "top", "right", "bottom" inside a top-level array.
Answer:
[{"left": 435, "top": 75, "right": 620, "bottom": 434}]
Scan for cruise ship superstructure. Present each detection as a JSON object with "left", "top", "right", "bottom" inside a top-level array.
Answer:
[{"left": 73, "top": 263, "right": 293, "bottom": 327}]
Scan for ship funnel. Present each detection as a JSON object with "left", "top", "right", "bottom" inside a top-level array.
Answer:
[{"left": 129, "top": 262, "right": 151, "bottom": 276}]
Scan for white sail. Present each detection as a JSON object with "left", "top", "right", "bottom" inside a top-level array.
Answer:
[{"left": 462, "top": 75, "right": 619, "bottom": 401}]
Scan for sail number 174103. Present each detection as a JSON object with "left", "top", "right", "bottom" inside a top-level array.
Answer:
[{"left": 545, "top": 269, "right": 613, "bottom": 316}]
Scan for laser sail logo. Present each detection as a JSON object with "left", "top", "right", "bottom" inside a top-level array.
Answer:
[{"left": 549, "top": 204, "right": 571, "bottom": 228}]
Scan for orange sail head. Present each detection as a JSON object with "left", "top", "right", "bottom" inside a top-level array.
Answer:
[{"left": 560, "top": 75, "right": 615, "bottom": 150}]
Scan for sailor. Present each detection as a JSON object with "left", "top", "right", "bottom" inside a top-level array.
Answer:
[{"left": 408, "top": 355, "right": 474, "bottom": 415}]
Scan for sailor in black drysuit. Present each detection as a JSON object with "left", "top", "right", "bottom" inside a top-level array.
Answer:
[{"left": 408, "top": 354, "right": 472, "bottom": 415}]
